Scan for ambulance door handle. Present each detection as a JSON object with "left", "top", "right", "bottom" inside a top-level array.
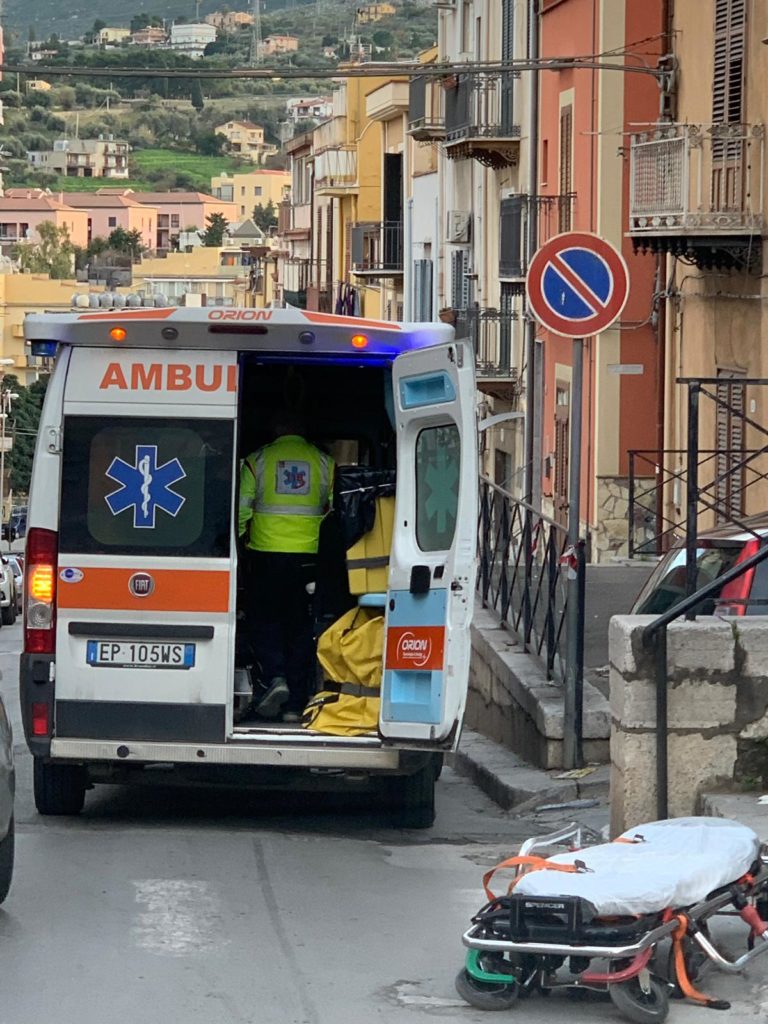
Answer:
[{"left": 409, "top": 565, "right": 431, "bottom": 595}]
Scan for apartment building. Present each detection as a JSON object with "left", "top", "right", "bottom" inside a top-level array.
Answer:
[
  {"left": 214, "top": 121, "right": 278, "bottom": 164},
  {"left": 277, "top": 131, "right": 314, "bottom": 309},
  {"left": 0, "top": 195, "right": 89, "bottom": 252},
  {"left": 286, "top": 96, "right": 334, "bottom": 123},
  {"left": 627, "top": 0, "right": 768, "bottom": 543},
  {"left": 97, "top": 27, "right": 132, "bottom": 46},
  {"left": 260, "top": 35, "right": 299, "bottom": 56},
  {"left": 130, "top": 27, "right": 168, "bottom": 47},
  {"left": 358, "top": 3, "right": 396, "bottom": 24},
  {"left": 60, "top": 192, "right": 156, "bottom": 251},
  {"left": 27, "top": 137, "right": 130, "bottom": 179},
  {"left": 168, "top": 22, "right": 217, "bottom": 59},
  {"left": 129, "top": 192, "right": 239, "bottom": 251},
  {"left": 205, "top": 11, "right": 254, "bottom": 32},
  {"left": 210, "top": 169, "right": 290, "bottom": 216}
]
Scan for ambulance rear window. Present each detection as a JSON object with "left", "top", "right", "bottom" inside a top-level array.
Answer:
[{"left": 60, "top": 416, "right": 233, "bottom": 558}]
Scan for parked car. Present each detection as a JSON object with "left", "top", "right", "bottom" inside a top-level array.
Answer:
[
  {"left": 5, "top": 555, "right": 23, "bottom": 613},
  {"left": 0, "top": 693, "right": 13, "bottom": 903},
  {"left": 0, "top": 559, "right": 17, "bottom": 625},
  {"left": 1, "top": 513, "right": 26, "bottom": 543},
  {"left": 632, "top": 516, "right": 768, "bottom": 617}
]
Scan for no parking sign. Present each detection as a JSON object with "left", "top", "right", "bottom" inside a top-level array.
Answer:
[{"left": 525, "top": 232, "right": 629, "bottom": 338}]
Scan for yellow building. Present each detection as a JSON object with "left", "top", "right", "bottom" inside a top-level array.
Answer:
[
  {"left": 214, "top": 121, "right": 278, "bottom": 164},
  {"left": 210, "top": 169, "right": 291, "bottom": 218},
  {"left": 358, "top": 3, "right": 396, "bottom": 24},
  {"left": 97, "top": 27, "right": 132, "bottom": 45}
]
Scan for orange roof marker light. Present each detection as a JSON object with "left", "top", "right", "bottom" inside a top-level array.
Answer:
[
  {"left": 110, "top": 327, "right": 127, "bottom": 343},
  {"left": 351, "top": 334, "right": 369, "bottom": 349}
]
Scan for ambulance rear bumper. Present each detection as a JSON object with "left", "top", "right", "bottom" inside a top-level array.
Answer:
[{"left": 49, "top": 737, "right": 402, "bottom": 771}]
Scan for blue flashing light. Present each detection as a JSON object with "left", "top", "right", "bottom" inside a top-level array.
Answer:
[{"left": 30, "top": 341, "right": 58, "bottom": 358}]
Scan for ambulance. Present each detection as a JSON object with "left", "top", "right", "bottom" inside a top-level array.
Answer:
[{"left": 20, "top": 306, "right": 478, "bottom": 828}]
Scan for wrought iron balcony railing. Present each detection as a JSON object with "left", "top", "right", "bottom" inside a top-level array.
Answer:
[
  {"left": 455, "top": 307, "right": 522, "bottom": 401},
  {"left": 350, "top": 221, "right": 403, "bottom": 274},
  {"left": 443, "top": 71, "right": 520, "bottom": 168},
  {"left": 629, "top": 122, "right": 765, "bottom": 235}
]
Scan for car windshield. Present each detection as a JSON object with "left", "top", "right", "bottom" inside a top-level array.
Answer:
[{"left": 633, "top": 541, "right": 745, "bottom": 616}]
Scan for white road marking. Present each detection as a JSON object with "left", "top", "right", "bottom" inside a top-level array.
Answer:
[{"left": 131, "top": 879, "right": 229, "bottom": 957}]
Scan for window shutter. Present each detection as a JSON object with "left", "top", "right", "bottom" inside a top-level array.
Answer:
[
  {"left": 499, "top": 195, "right": 525, "bottom": 277},
  {"left": 409, "top": 76, "right": 426, "bottom": 126},
  {"left": 413, "top": 258, "right": 433, "bottom": 321},
  {"left": 559, "top": 105, "right": 573, "bottom": 231},
  {"left": 715, "top": 370, "right": 746, "bottom": 522},
  {"left": 713, "top": 0, "right": 746, "bottom": 126},
  {"left": 351, "top": 225, "right": 364, "bottom": 269}
]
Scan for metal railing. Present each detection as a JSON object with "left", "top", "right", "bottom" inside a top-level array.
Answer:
[
  {"left": 457, "top": 307, "right": 522, "bottom": 381},
  {"left": 350, "top": 221, "right": 403, "bottom": 273},
  {"left": 478, "top": 478, "right": 585, "bottom": 702},
  {"left": 444, "top": 71, "right": 520, "bottom": 142},
  {"left": 629, "top": 122, "right": 765, "bottom": 234}
]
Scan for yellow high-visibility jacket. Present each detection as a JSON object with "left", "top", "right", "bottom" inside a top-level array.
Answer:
[{"left": 239, "top": 434, "right": 334, "bottom": 554}]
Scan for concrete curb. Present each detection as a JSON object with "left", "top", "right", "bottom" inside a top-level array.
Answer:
[
  {"left": 450, "top": 727, "right": 610, "bottom": 813},
  {"left": 700, "top": 791, "right": 768, "bottom": 842}
]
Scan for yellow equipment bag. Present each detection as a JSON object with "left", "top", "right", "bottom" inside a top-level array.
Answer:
[
  {"left": 346, "top": 495, "right": 395, "bottom": 595},
  {"left": 303, "top": 606, "right": 383, "bottom": 736}
]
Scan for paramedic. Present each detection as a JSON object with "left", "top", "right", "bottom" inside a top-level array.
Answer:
[{"left": 239, "top": 414, "right": 335, "bottom": 721}]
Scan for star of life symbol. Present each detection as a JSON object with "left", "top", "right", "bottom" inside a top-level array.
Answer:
[
  {"left": 105, "top": 445, "right": 186, "bottom": 529},
  {"left": 276, "top": 460, "right": 310, "bottom": 496}
]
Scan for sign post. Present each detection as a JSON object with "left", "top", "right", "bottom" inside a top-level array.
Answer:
[{"left": 526, "top": 232, "right": 630, "bottom": 768}]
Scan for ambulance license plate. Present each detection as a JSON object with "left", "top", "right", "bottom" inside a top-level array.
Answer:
[{"left": 86, "top": 640, "right": 196, "bottom": 669}]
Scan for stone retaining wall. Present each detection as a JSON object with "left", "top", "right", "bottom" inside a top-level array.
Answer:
[{"left": 609, "top": 615, "right": 768, "bottom": 835}]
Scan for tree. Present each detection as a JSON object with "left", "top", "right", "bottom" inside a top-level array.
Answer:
[
  {"left": 15, "top": 222, "right": 75, "bottom": 280},
  {"left": 4, "top": 374, "right": 49, "bottom": 494},
  {"left": 253, "top": 200, "right": 277, "bottom": 232},
  {"left": 190, "top": 79, "right": 205, "bottom": 112},
  {"left": 107, "top": 228, "right": 145, "bottom": 260},
  {"left": 200, "top": 213, "right": 229, "bottom": 247},
  {"left": 193, "top": 129, "right": 226, "bottom": 157}
]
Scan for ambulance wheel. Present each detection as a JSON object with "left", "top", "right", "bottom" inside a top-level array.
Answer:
[
  {"left": 391, "top": 762, "right": 436, "bottom": 829},
  {"left": 609, "top": 976, "right": 669, "bottom": 1024},
  {"left": 1, "top": 601, "right": 15, "bottom": 625},
  {"left": 0, "top": 817, "right": 14, "bottom": 905},
  {"left": 34, "top": 759, "right": 86, "bottom": 816},
  {"left": 455, "top": 968, "right": 519, "bottom": 1010}
]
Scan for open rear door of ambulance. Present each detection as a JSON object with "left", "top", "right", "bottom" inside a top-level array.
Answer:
[
  {"left": 52, "top": 345, "right": 237, "bottom": 760},
  {"left": 381, "top": 339, "right": 477, "bottom": 747}
]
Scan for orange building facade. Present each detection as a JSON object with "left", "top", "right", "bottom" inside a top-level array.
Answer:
[{"left": 537, "top": 0, "right": 667, "bottom": 558}]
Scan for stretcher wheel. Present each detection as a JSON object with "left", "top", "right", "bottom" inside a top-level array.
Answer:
[
  {"left": 608, "top": 976, "right": 669, "bottom": 1024},
  {"left": 455, "top": 968, "right": 519, "bottom": 1010}
]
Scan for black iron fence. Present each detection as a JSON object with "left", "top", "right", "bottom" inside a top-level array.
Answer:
[
  {"left": 444, "top": 71, "right": 520, "bottom": 141},
  {"left": 458, "top": 306, "right": 521, "bottom": 380},
  {"left": 478, "top": 478, "right": 585, "bottom": 687}
]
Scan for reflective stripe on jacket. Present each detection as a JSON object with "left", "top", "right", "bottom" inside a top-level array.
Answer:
[{"left": 239, "top": 434, "right": 334, "bottom": 553}]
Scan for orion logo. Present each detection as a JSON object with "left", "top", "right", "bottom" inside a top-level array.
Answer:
[{"left": 395, "top": 631, "right": 432, "bottom": 669}]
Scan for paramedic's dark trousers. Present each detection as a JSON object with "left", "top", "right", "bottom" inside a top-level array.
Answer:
[{"left": 246, "top": 551, "right": 316, "bottom": 712}]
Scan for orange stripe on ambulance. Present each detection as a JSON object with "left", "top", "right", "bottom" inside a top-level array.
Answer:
[{"left": 99, "top": 362, "right": 238, "bottom": 392}]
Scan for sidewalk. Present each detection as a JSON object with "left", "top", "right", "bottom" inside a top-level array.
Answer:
[{"left": 454, "top": 727, "right": 768, "bottom": 845}]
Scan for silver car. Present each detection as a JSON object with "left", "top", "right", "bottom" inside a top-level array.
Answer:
[
  {"left": 0, "top": 693, "right": 14, "bottom": 903},
  {"left": 5, "top": 556, "right": 23, "bottom": 614},
  {"left": 0, "top": 559, "right": 16, "bottom": 625}
]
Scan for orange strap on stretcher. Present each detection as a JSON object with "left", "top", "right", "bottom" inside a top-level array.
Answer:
[{"left": 483, "top": 855, "right": 584, "bottom": 901}]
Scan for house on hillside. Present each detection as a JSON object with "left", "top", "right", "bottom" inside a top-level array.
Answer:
[
  {"left": 286, "top": 97, "right": 334, "bottom": 123},
  {"left": 97, "top": 27, "right": 132, "bottom": 46},
  {"left": 259, "top": 35, "right": 299, "bottom": 56},
  {"left": 131, "top": 26, "right": 168, "bottom": 47},
  {"left": 206, "top": 11, "right": 254, "bottom": 32},
  {"left": 27, "top": 137, "right": 130, "bottom": 179},
  {"left": 214, "top": 121, "right": 278, "bottom": 164},
  {"left": 169, "top": 22, "right": 217, "bottom": 59},
  {"left": 357, "top": 3, "right": 396, "bottom": 24}
]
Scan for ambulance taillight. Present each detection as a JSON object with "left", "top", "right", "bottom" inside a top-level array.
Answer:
[{"left": 24, "top": 528, "right": 58, "bottom": 655}]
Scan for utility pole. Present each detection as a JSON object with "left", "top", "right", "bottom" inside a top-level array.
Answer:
[
  {"left": 249, "top": 0, "right": 263, "bottom": 66},
  {"left": 194, "top": 0, "right": 201, "bottom": 21},
  {"left": 523, "top": 0, "right": 541, "bottom": 509}
]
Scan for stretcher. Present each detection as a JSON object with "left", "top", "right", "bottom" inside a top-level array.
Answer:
[{"left": 458, "top": 818, "right": 768, "bottom": 1022}]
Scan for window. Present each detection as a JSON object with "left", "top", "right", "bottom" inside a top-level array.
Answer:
[
  {"left": 171, "top": 214, "right": 180, "bottom": 229},
  {"left": 60, "top": 416, "right": 234, "bottom": 558},
  {"left": 241, "top": 186, "right": 246, "bottom": 196},
  {"left": 460, "top": 1, "right": 471, "bottom": 53},
  {"left": 254, "top": 186, "right": 262, "bottom": 196},
  {"left": 416, "top": 424, "right": 460, "bottom": 552},
  {"left": 108, "top": 217, "right": 117, "bottom": 228}
]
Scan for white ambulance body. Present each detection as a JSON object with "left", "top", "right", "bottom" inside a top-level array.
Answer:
[{"left": 21, "top": 307, "right": 477, "bottom": 827}]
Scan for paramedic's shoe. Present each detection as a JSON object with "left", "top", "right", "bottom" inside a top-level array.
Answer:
[
  {"left": 282, "top": 710, "right": 302, "bottom": 724},
  {"left": 254, "top": 677, "right": 289, "bottom": 719}
]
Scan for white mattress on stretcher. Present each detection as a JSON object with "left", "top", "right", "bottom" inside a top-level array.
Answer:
[{"left": 514, "top": 817, "right": 760, "bottom": 917}]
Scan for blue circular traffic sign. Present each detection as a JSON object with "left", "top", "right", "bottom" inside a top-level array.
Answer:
[{"left": 526, "top": 232, "right": 629, "bottom": 338}]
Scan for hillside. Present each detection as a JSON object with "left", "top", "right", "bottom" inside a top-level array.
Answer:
[{"left": 5, "top": 0, "right": 313, "bottom": 39}]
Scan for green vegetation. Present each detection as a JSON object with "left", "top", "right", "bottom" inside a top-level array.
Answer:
[
  {"left": 131, "top": 148, "right": 242, "bottom": 185},
  {"left": 4, "top": 373, "right": 49, "bottom": 494},
  {"left": 14, "top": 222, "right": 75, "bottom": 279}
]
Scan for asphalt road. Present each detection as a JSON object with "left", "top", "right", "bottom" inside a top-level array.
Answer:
[{"left": 0, "top": 621, "right": 766, "bottom": 1023}]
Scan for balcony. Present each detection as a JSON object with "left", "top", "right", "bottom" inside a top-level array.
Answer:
[
  {"left": 366, "top": 80, "right": 409, "bottom": 122},
  {"left": 314, "top": 148, "right": 357, "bottom": 196},
  {"left": 629, "top": 122, "right": 765, "bottom": 272},
  {"left": 407, "top": 76, "right": 445, "bottom": 142},
  {"left": 443, "top": 71, "right": 520, "bottom": 169},
  {"left": 456, "top": 307, "right": 522, "bottom": 402},
  {"left": 351, "top": 221, "right": 403, "bottom": 276}
]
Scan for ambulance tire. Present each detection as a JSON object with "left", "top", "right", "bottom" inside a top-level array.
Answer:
[
  {"left": 391, "top": 761, "right": 436, "bottom": 829},
  {"left": 0, "top": 817, "right": 14, "bottom": 905},
  {"left": 1, "top": 601, "right": 15, "bottom": 626},
  {"left": 33, "top": 759, "right": 86, "bottom": 816}
]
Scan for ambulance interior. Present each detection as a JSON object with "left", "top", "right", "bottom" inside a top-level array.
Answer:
[{"left": 234, "top": 357, "right": 397, "bottom": 734}]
